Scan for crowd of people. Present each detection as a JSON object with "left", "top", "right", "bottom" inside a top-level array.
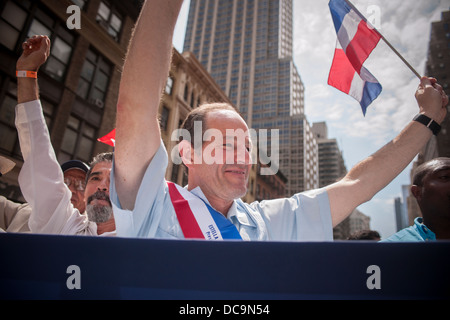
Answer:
[{"left": 1, "top": 1, "right": 448, "bottom": 243}]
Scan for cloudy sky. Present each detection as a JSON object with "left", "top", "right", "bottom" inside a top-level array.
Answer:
[{"left": 173, "top": 0, "right": 449, "bottom": 239}]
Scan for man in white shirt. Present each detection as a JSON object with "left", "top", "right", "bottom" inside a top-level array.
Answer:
[
  {"left": 111, "top": 0, "right": 448, "bottom": 241},
  {"left": 15, "top": 35, "right": 115, "bottom": 236},
  {"left": 1, "top": 156, "right": 91, "bottom": 233}
]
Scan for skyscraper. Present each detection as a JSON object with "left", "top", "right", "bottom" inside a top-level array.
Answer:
[
  {"left": 420, "top": 9, "right": 450, "bottom": 161},
  {"left": 183, "top": 0, "right": 318, "bottom": 194},
  {"left": 311, "top": 122, "right": 347, "bottom": 188},
  {"left": 408, "top": 9, "right": 450, "bottom": 223}
]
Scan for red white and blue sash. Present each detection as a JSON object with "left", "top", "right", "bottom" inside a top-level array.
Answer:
[{"left": 167, "top": 181, "right": 242, "bottom": 240}]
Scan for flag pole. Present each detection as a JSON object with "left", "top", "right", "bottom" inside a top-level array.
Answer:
[{"left": 343, "top": 0, "right": 422, "bottom": 79}]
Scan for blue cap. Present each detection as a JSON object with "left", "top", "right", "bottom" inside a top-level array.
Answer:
[{"left": 61, "top": 160, "right": 90, "bottom": 173}]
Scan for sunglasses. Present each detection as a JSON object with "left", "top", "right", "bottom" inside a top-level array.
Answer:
[{"left": 64, "top": 177, "right": 86, "bottom": 191}]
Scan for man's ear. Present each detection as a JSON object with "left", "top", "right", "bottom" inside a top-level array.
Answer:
[
  {"left": 411, "top": 185, "right": 422, "bottom": 201},
  {"left": 178, "top": 140, "right": 194, "bottom": 168}
]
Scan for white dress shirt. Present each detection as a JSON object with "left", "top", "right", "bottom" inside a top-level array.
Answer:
[{"left": 15, "top": 100, "right": 115, "bottom": 236}]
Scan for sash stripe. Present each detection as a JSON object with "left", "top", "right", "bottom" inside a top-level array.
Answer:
[
  {"left": 204, "top": 201, "right": 243, "bottom": 240},
  {"left": 167, "top": 181, "right": 205, "bottom": 239},
  {"left": 167, "top": 181, "right": 242, "bottom": 240}
]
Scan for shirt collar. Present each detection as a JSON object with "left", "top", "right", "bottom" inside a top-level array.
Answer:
[
  {"left": 186, "top": 186, "right": 255, "bottom": 227},
  {"left": 188, "top": 186, "right": 210, "bottom": 205},
  {"left": 414, "top": 217, "right": 436, "bottom": 241},
  {"left": 187, "top": 185, "right": 237, "bottom": 216}
]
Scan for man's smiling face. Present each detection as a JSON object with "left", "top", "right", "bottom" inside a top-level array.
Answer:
[{"left": 187, "top": 110, "right": 253, "bottom": 203}]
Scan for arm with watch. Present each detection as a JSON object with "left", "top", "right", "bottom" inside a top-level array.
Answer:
[{"left": 326, "top": 76, "right": 448, "bottom": 227}]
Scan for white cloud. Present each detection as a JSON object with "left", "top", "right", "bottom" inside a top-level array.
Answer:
[
  {"left": 295, "top": 0, "right": 448, "bottom": 143},
  {"left": 173, "top": 0, "right": 191, "bottom": 52}
]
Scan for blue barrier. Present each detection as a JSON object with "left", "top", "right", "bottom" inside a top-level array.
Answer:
[{"left": 0, "top": 233, "right": 449, "bottom": 300}]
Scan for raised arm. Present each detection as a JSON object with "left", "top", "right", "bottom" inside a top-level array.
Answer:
[
  {"left": 326, "top": 77, "right": 448, "bottom": 227},
  {"left": 114, "top": 0, "right": 183, "bottom": 210},
  {"left": 16, "top": 35, "right": 50, "bottom": 103},
  {"left": 16, "top": 36, "right": 93, "bottom": 234}
]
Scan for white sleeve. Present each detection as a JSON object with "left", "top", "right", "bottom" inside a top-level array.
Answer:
[
  {"left": 110, "top": 140, "right": 169, "bottom": 238},
  {"left": 15, "top": 100, "right": 94, "bottom": 235},
  {"left": 249, "top": 188, "right": 333, "bottom": 241}
]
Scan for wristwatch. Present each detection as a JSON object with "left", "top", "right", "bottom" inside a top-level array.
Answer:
[{"left": 413, "top": 114, "right": 441, "bottom": 136}]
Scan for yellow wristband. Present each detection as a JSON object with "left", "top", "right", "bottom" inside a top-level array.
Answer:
[{"left": 16, "top": 70, "right": 37, "bottom": 78}]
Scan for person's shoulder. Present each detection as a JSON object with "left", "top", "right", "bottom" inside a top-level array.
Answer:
[{"left": 380, "top": 226, "right": 423, "bottom": 242}]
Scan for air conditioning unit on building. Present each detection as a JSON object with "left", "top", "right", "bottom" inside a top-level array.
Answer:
[{"left": 89, "top": 98, "right": 104, "bottom": 108}]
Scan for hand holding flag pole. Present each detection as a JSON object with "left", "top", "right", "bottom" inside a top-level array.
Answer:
[
  {"left": 328, "top": 0, "right": 421, "bottom": 115},
  {"left": 343, "top": 0, "right": 421, "bottom": 79}
]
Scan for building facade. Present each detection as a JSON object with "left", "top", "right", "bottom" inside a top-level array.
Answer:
[
  {"left": 421, "top": 9, "right": 450, "bottom": 161},
  {"left": 311, "top": 121, "right": 347, "bottom": 188},
  {"left": 407, "top": 9, "right": 450, "bottom": 222},
  {"left": 333, "top": 208, "right": 371, "bottom": 240},
  {"left": 183, "top": 0, "right": 319, "bottom": 195},
  {"left": 0, "top": 0, "right": 141, "bottom": 201}
]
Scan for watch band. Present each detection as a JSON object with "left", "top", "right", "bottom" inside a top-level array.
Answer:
[{"left": 413, "top": 114, "right": 441, "bottom": 136}]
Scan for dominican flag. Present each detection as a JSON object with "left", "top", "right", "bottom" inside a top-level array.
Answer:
[
  {"left": 328, "top": 0, "right": 382, "bottom": 116},
  {"left": 97, "top": 128, "right": 116, "bottom": 147}
]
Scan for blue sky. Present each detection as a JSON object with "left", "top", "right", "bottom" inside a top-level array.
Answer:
[{"left": 172, "top": 0, "right": 449, "bottom": 239}]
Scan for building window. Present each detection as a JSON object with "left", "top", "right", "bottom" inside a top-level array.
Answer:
[
  {"left": 59, "top": 114, "right": 97, "bottom": 163},
  {"left": 165, "top": 76, "right": 174, "bottom": 95},
  {"left": 41, "top": 99, "right": 56, "bottom": 129},
  {"left": 184, "top": 84, "right": 189, "bottom": 101},
  {"left": 76, "top": 48, "right": 112, "bottom": 107},
  {"left": 0, "top": 1, "right": 28, "bottom": 50},
  {"left": 171, "top": 163, "right": 180, "bottom": 183},
  {"left": 0, "top": 85, "right": 20, "bottom": 157},
  {"left": 160, "top": 105, "right": 170, "bottom": 132},
  {"left": 0, "top": 79, "right": 55, "bottom": 158},
  {"left": 26, "top": 9, "right": 76, "bottom": 82},
  {"left": 190, "top": 91, "right": 195, "bottom": 108},
  {"left": 71, "top": 0, "right": 87, "bottom": 10},
  {"left": 96, "top": 1, "right": 123, "bottom": 41}
]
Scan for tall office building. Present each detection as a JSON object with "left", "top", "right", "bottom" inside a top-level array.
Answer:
[
  {"left": 311, "top": 122, "right": 347, "bottom": 187},
  {"left": 394, "top": 185, "right": 409, "bottom": 231},
  {"left": 418, "top": 9, "right": 450, "bottom": 162},
  {"left": 310, "top": 121, "right": 372, "bottom": 239},
  {"left": 183, "top": 0, "right": 318, "bottom": 194},
  {"left": 407, "top": 9, "right": 450, "bottom": 222}
]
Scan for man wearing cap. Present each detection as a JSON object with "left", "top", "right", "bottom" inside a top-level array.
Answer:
[
  {"left": 14, "top": 35, "right": 115, "bottom": 236},
  {"left": 0, "top": 155, "right": 31, "bottom": 233},
  {"left": 0, "top": 157, "right": 90, "bottom": 232},
  {"left": 61, "top": 160, "right": 90, "bottom": 215}
]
